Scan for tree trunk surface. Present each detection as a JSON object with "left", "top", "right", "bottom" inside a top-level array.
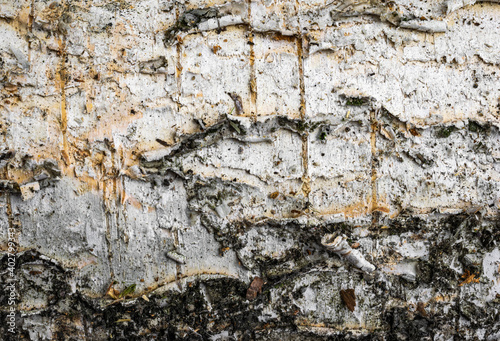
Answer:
[{"left": 1, "top": 0, "right": 499, "bottom": 340}]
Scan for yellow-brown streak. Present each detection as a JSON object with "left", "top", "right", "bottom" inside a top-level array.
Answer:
[
  {"left": 247, "top": 0, "right": 257, "bottom": 117},
  {"left": 312, "top": 194, "right": 372, "bottom": 218},
  {"left": 27, "top": 0, "right": 35, "bottom": 64},
  {"left": 297, "top": 35, "right": 310, "bottom": 200},
  {"left": 56, "top": 35, "right": 69, "bottom": 167}
]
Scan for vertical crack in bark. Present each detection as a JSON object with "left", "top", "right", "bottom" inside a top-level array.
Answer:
[
  {"left": 5, "top": 192, "right": 15, "bottom": 241},
  {"left": 27, "top": 0, "right": 35, "bottom": 64},
  {"left": 57, "top": 34, "right": 69, "bottom": 167},
  {"left": 247, "top": 0, "right": 257, "bottom": 117},
  {"left": 370, "top": 109, "right": 379, "bottom": 227},
  {"left": 102, "top": 146, "right": 116, "bottom": 282},
  {"left": 173, "top": 226, "right": 182, "bottom": 291},
  {"left": 297, "top": 36, "right": 306, "bottom": 120},
  {"left": 118, "top": 146, "right": 128, "bottom": 250},
  {"left": 297, "top": 35, "right": 310, "bottom": 201},
  {"left": 175, "top": 4, "right": 182, "bottom": 99},
  {"left": 300, "top": 133, "right": 310, "bottom": 200},
  {"left": 168, "top": 0, "right": 184, "bottom": 286}
]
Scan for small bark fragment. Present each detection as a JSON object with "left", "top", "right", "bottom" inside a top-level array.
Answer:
[
  {"left": 246, "top": 277, "right": 264, "bottom": 300},
  {"left": 416, "top": 302, "right": 428, "bottom": 317},
  {"left": 340, "top": 289, "right": 356, "bottom": 312},
  {"left": 20, "top": 182, "right": 40, "bottom": 201}
]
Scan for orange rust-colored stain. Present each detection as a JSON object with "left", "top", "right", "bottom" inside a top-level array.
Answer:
[
  {"left": 55, "top": 36, "right": 72, "bottom": 171},
  {"left": 212, "top": 45, "right": 221, "bottom": 54},
  {"left": 319, "top": 198, "right": 371, "bottom": 218},
  {"left": 431, "top": 294, "right": 456, "bottom": 303},
  {"left": 372, "top": 206, "right": 390, "bottom": 214},
  {"left": 269, "top": 33, "right": 297, "bottom": 44},
  {"left": 5, "top": 168, "right": 34, "bottom": 186},
  {"left": 459, "top": 269, "right": 480, "bottom": 287},
  {"left": 269, "top": 191, "right": 279, "bottom": 199},
  {"left": 175, "top": 65, "right": 183, "bottom": 78},
  {"left": 409, "top": 128, "right": 421, "bottom": 137},
  {"left": 123, "top": 195, "right": 143, "bottom": 210},
  {"left": 61, "top": 149, "right": 70, "bottom": 166}
]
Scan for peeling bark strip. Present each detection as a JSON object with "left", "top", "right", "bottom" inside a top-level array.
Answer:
[
  {"left": 1, "top": 0, "right": 500, "bottom": 339},
  {"left": 321, "top": 234, "right": 376, "bottom": 273}
]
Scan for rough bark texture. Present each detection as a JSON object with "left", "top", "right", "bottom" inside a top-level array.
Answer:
[{"left": 1, "top": 0, "right": 500, "bottom": 340}]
